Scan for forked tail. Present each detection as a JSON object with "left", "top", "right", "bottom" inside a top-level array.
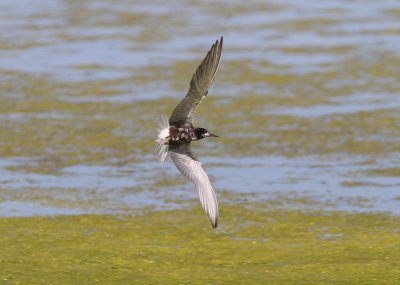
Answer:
[{"left": 156, "top": 115, "right": 170, "bottom": 162}]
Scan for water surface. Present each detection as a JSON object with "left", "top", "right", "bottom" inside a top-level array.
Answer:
[{"left": 1, "top": 0, "right": 399, "bottom": 217}]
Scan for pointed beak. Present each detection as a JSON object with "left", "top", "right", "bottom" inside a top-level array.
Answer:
[{"left": 208, "top": 133, "right": 219, "bottom": 138}]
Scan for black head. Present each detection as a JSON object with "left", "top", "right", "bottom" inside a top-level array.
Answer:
[{"left": 194, "top": 128, "right": 219, "bottom": 140}]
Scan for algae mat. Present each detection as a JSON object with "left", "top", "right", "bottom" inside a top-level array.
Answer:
[{"left": 1, "top": 205, "right": 399, "bottom": 284}]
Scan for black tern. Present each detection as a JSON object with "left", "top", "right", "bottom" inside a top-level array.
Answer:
[{"left": 156, "top": 37, "right": 223, "bottom": 229}]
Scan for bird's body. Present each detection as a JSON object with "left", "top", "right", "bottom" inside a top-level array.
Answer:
[
  {"left": 156, "top": 37, "right": 223, "bottom": 229},
  {"left": 165, "top": 125, "right": 197, "bottom": 144}
]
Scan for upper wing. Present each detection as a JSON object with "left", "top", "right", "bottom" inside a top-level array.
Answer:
[
  {"left": 169, "top": 144, "right": 219, "bottom": 228},
  {"left": 169, "top": 37, "right": 223, "bottom": 126}
]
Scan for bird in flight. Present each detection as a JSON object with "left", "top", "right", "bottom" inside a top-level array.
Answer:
[{"left": 156, "top": 37, "right": 223, "bottom": 229}]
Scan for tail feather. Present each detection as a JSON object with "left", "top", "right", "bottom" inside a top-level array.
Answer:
[
  {"left": 156, "top": 143, "right": 169, "bottom": 162},
  {"left": 157, "top": 114, "right": 169, "bottom": 133},
  {"left": 156, "top": 115, "right": 170, "bottom": 162}
]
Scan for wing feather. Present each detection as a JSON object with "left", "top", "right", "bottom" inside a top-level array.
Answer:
[
  {"left": 169, "top": 144, "right": 219, "bottom": 228},
  {"left": 169, "top": 37, "right": 223, "bottom": 126}
]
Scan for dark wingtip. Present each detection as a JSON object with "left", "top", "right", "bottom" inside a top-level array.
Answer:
[
  {"left": 214, "top": 36, "right": 223, "bottom": 47},
  {"left": 212, "top": 220, "right": 218, "bottom": 229},
  {"left": 217, "top": 36, "right": 223, "bottom": 48}
]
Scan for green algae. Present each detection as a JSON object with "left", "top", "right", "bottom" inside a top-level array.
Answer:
[
  {"left": 1, "top": 48, "right": 399, "bottom": 168},
  {"left": 366, "top": 167, "right": 400, "bottom": 177},
  {"left": 1, "top": 206, "right": 400, "bottom": 284},
  {"left": 1, "top": 2, "right": 400, "bottom": 284}
]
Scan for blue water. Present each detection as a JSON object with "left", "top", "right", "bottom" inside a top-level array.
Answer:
[
  {"left": 2, "top": 0, "right": 400, "bottom": 82},
  {"left": 1, "top": 0, "right": 400, "bottom": 217},
  {"left": 1, "top": 154, "right": 399, "bottom": 216}
]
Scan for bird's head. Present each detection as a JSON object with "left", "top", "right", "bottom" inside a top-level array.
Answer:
[{"left": 194, "top": 128, "right": 219, "bottom": 140}]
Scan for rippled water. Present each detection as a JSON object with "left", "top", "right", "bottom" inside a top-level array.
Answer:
[{"left": 1, "top": 0, "right": 399, "bottom": 217}]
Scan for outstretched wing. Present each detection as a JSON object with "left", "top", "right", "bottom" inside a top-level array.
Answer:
[
  {"left": 169, "top": 37, "right": 223, "bottom": 126},
  {"left": 169, "top": 143, "right": 219, "bottom": 228}
]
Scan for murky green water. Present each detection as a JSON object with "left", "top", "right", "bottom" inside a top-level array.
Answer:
[{"left": 1, "top": 0, "right": 400, "bottom": 283}]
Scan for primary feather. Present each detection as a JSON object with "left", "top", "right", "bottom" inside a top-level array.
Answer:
[
  {"left": 169, "top": 144, "right": 219, "bottom": 228},
  {"left": 169, "top": 37, "right": 223, "bottom": 126}
]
